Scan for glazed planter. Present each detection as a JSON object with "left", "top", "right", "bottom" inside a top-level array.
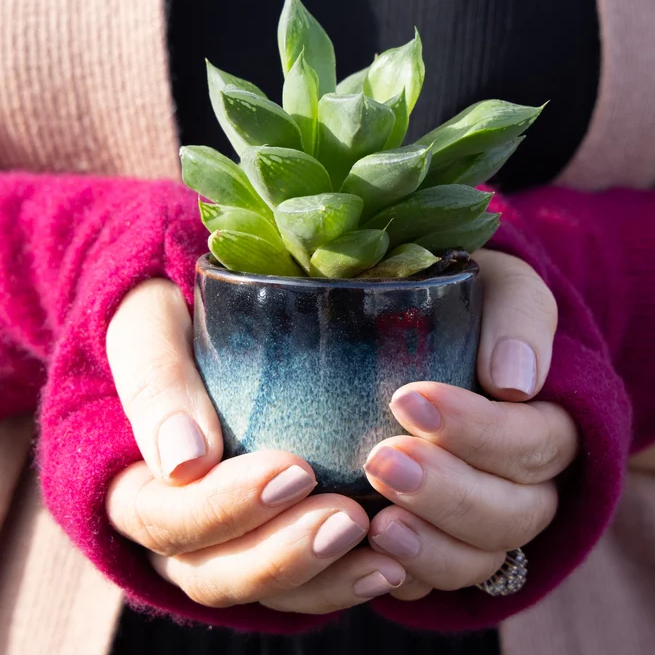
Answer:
[{"left": 194, "top": 254, "right": 482, "bottom": 506}]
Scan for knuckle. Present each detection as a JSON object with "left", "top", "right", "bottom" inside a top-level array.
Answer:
[
  {"left": 498, "top": 487, "right": 555, "bottom": 550},
  {"left": 194, "top": 490, "right": 241, "bottom": 543},
  {"left": 436, "top": 478, "right": 480, "bottom": 527},
  {"left": 183, "top": 575, "right": 231, "bottom": 609},
  {"left": 122, "top": 359, "right": 183, "bottom": 416},
  {"left": 471, "top": 552, "right": 507, "bottom": 586},
  {"left": 133, "top": 486, "right": 180, "bottom": 556},
  {"left": 465, "top": 403, "right": 508, "bottom": 460},
  {"left": 256, "top": 557, "right": 306, "bottom": 596},
  {"left": 515, "top": 407, "right": 561, "bottom": 483}
]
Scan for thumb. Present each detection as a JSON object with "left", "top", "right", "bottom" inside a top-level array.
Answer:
[
  {"left": 474, "top": 249, "right": 558, "bottom": 401},
  {"left": 106, "top": 278, "right": 223, "bottom": 484}
]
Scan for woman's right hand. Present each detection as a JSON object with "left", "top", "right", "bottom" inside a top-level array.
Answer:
[{"left": 104, "top": 279, "right": 406, "bottom": 614}]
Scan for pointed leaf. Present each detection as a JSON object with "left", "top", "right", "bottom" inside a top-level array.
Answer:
[
  {"left": 207, "top": 61, "right": 268, "bottom": 155},
  {"left": 316, "top": 93, "right": 396, "bottom": 189},
  {"left": 341, "top": 144, "right": 431, "bottom": 220},
  {"left": 363, "top": 30, "right": 425, "bottom": 113},
  {"left": 206, "top": 60, "right": 267, "bottom": 98},
  {"left": 363, "top": 185, "right": 493, "bottom": 248},
  {"left": 274, "top": 193, "right": 363, "bottom": 272},
  {"left": 309, "top": 229, "right": 389, "bottom": 278},
  {"left": 241, "top": 146, "right": 332, "bottom": 208},
  {"left": 420, "top": 138, "right": 524, "bottom": 188},
  {"left": 357, "top": 243, "right": 439, "bottom": 278},
  {"left": 209, "top": 230, "right": 304, "bottom": 277},
  {"left": 220, "top": 86, "right": 303, "bottom": 154},
  {"left": 336, "top": 67, "right": 369, "bottom": 95},
  {"left": 417, "top": 101, "right": 544, "bottom": 168},
  {"left": 278, "top": 0, "right": 336, "bottom": 97},
  {"left": 199, "top": 202, "right": 284, "bottom": 249},
  {"left": 282, "top": 52, "right": 320, "bottom": 155},
  {"left": 180, "top": 146, "right": 271, "bottom": 218},
  {"left": 415, "top": 212, "right": 501, "bottom": 254},
  {"left": 384, "top": 91, "right": 410, "bottom": 149}
]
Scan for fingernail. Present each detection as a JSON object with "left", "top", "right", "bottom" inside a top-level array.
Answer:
[
  {"left": 157, "top": 414, "right": 207, "bottom": 477},
  {"left": 390, "top": 390, "right": 442, "bottom": 433},
  {"left": 364, "top": 447, "right": 424, "bottom": 494},
  {"left": 261, "top": 465, "right": 317, "bottom": 507},
  {"left": 490, "top": 339, "right": 537, "bottom": 395},
  {"left": 313, "top": 512, "right": 367, "bottom": 559},
  {"left": 371, "top": 521, "right": 421, "bottom": 559},
  {"left": 353, "top": 567, "right": 404, "bottom": 599}
]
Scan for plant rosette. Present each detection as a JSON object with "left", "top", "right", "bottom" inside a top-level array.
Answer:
[{"left": 183, "top": 0, "right": 543, "bottom": 503}]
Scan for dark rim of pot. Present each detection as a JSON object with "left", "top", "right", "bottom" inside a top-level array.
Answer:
[{"left": 197, "top": 253, "right": 479, "bottom": 290}]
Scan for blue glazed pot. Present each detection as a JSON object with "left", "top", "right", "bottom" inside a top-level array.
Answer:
[{"left": 194, "top": 254, "right": 482, "bottom": 506}]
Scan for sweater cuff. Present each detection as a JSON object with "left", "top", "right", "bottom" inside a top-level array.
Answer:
[
  {"left": 371, "top": 190, "right": 632, "bottom": 631},
  {"left": 36, "top": 181, "right": 335, "bottom": 634},
  {"left": 371, "top": 333, "right": 629, "bottom": 631}
]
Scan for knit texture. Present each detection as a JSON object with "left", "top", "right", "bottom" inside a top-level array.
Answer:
[
  {"left": 0, "top": 0, "right": 180, "bottom": 179},
  {"left": 0, "top": 173, "right": 650, "bottom": 633}
]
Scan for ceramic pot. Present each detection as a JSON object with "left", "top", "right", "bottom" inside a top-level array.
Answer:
[{"left": 194, "top": 254, "right": 482, "bottom": 506}]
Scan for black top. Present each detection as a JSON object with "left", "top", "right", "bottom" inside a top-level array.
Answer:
[{"left": 111, "top": 1, "right": 600, "bottom": 653}]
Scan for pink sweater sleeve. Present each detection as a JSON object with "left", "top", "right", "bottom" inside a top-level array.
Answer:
[
  {"left": 372, "top": 185, "right": 654, "bottom": 631},
  {"left": 0, "top": 173, "right": 652, "bottom": 634}
]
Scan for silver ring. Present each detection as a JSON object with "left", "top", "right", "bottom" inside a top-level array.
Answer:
[{"left": 476, "top": 548, "right": 528, "bottom": 596}]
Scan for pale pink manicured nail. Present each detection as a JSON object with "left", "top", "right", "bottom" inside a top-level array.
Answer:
[
  {"left": 261, "top": 465, "right": 317, "bottom": 507},
  {"left": 157, "top": 414, "right": 207, "bottom": 477},
  {"left": 371, "top": 521, "right": 421, "bottom": 559},
  {"left": 490, "top": 338, "right": 537, "bottom": 395},
  {"left": 390, "top": 390, "right": 442, "bottom": 433},
  {"left": 364, "top": 447, "right": 424, "bottom": 493},
  {"left": 353, "top": 566, "right": 404, "bottom": 599},
  {"left": 313, "top": 512, "right": 367, "bottom": 559}
]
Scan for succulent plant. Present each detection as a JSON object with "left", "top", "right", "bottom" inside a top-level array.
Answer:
[{"left": 180, "top": 0, "right": 543, "bottom": 279}]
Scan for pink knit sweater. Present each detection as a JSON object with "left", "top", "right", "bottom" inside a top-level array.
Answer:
[{"left": 0, "top": 173, "right": 652, "bottom": 634}]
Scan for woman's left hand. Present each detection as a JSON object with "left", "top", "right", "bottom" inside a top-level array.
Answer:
[{"left": 364, "top": 249, "right": 579, "bottom": 600}]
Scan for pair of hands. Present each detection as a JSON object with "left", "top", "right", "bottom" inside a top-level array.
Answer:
[{"left": 105, "top": 250, "right": 578, "bottom": 614}]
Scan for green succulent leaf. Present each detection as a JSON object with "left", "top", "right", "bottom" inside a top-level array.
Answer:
[
  {"left": 207, "top": 61, "right": 269, "bottom": 155},
  {"left": 199, "top": 202, "right": 284, "bottom": 249},
  {"left": 309, "top": 229, "right": 390, "bottom": 278},
  {"left": 336, "top": 67, "right": 369, "bottom": 95},
  {"left": 180, "top": 146, "right": 272, "bottom": 218},
  {"left": 241, "top": 146, "right": 332, "bottom": 209},
  {"left": 417, "top": 100, "right": 544, "bottom": 169},
  {"left": 415, "top": 212, "right": 501, "bottom": 254},
  {"left": 341, "top": 144, "right": 431, "bottom": 220},
  {"left": 278, "top": 0, "right": 336, "bottom": 98},
  {"left": 421, "top": 137, "right": 524, "bottom": 189},
  {"left": 206, "top": 60, "right": 267, "bottom": 98},
  {"left": 363, "top": 184, "right": 493, "bottom": 248},
  {"left": 219, "top": 85, "right": 302, "bottom": 155},
  {"left": 363, "top": 29, "right": 425, "bottom": 114},
  {"left": 282, "top": 51, "right": 320, "bottom": 155},
  {"left": 274, "top": 193, "right": 363, "bottom": 272},
  {"left": 357, "top": 243, "right": 439, "bottom": 278},
  {"left": 208, "top": 229, "right": 304, "bottom": 277},
  {"left": 316, "top": 93, "right": 396, "bottom": 189},
  {"left": 383, "top": 91, "right": 410, "bottom": 149}
]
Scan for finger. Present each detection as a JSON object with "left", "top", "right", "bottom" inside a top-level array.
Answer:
[
  {"left": 364, "top": 436, "right": 558, "bottom": 552},
  {"left": 106, "top": 450, "right": 317, "bottom": 555},
  {"left": 388, "top": 576, "right": 433, "bottom": 601},
  {"left": 107, "top": 278, "right": 222, "bottom": 484},
  {"left": 262, "top": 548, "right": 406, "bottom": 614},
  {"left": 389, "top": 383, "right": 579, "bottom": 484},
  {"left": 474, "top": 249, "right": 558, "bottom": 401},
  {"left": 150, "top": 495, "right": 369, "bottom": 608},
  {"left": 370, "top": 506, "right": 506, "bottom": 591}
]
